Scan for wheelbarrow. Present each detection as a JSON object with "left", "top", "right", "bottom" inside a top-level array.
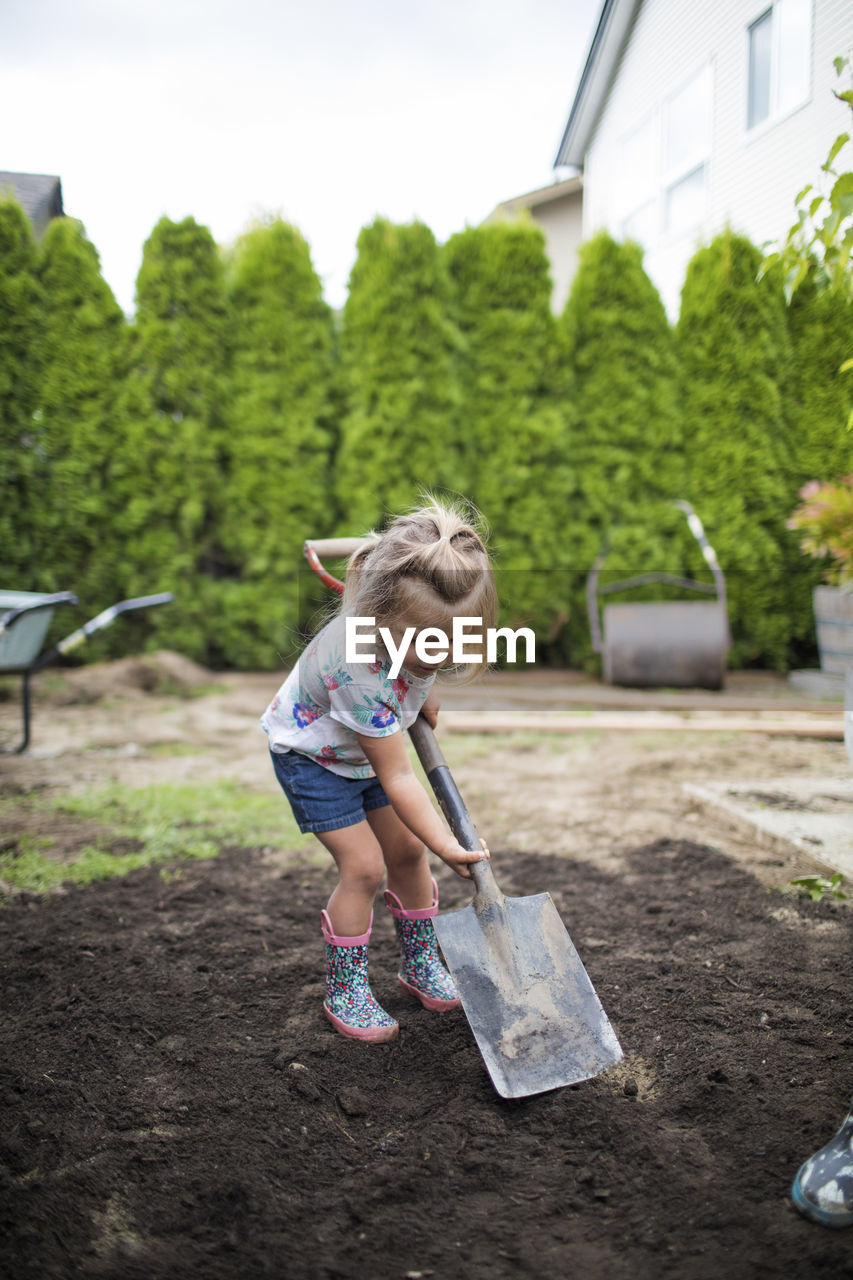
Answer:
[
  {"left": 0, "top": 590, "right": 173, "bottom": 753},
  {"left": 586, "top": 501, "right": 730, "bottom": 690}
]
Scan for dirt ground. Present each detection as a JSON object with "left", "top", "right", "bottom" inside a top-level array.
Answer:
[{"left": 2, "top": 657, "right": 853, "bottom": 1278}]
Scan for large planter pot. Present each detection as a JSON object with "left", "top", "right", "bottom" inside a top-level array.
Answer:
[{"left": 813, "top": 585, "right": 853, "bottom": 675}]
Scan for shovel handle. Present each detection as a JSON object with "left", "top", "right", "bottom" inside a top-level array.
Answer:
[{"left": 407, "top": 714, "right": 500, "bottom": 902}]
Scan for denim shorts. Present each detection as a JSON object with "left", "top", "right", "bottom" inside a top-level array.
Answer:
[{"left": 269, "top": 749, "right": 390, "bottom": 834}]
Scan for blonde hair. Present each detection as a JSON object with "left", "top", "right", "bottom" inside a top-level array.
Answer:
[{"left": 341, "top": 497, "right": 498, "bottom": 679}]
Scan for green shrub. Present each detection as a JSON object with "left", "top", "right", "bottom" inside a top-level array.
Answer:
[
  {"left": 0, "top": 199, "right": 43, "bottom": 582},
  {"left": 111, "top": 216, "right": 231, "bottom": 661},
  {"left": 30, "top": 217, "right": 128, "bottom": 616},
  {"left": 560, "top": 231, "right": 686, "bottom": 667},
  {"left": 677, "top": 230, "right": 807, "bottom": 667},
  {"left": 443, "top": 220, "right": 575, "bottom": 654},
  {"left": 218, "top": 219, "right": 337, "bottom": 667},
  {"left": 335, "top": 219, "right": 464, "bottom": 532},
  {"left": 787, "top": 274, "right": 853, "bottom": 485}
]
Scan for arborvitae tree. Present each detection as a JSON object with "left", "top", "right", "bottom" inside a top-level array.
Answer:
[
  {"left": 443, "top": 220, "right": 575, "bottom": 653},
  {"left": 335, "top": 219, "right": 464, "bottom": 532},
  {"left": 31, "top": 217, "right": 128, "bottom": 609},
  {"left": 113, "top": 216, "right": 230, "bottom": 660},
  {"left": 219, "top": 218, "right": 337, "bottom": 668},
  {"left": 559, "top": 231, "right": 686, "bottom": 665},
  {"left": 677, "top": 230, "right": 805, "bottom": 667},
  {"left": 0, "top": 199, "right": 43, "bottom": 581},
  {"left": 787, "top": 274, "right": 853, "bottom": 484}
]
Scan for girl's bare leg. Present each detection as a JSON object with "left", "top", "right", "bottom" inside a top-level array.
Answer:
[
  {"left": 368, "top": 804, "right": 460, "bottom": 1011},
  {"left": 367, "top": 804, "right": 434, "bottom": 908},
  {"left": 316, "top": 820, "right": 385, "bottom": 936}
]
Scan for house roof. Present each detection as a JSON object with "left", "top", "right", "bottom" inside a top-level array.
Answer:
[
  {"left": 485, "top": 173, "right": 583, "bottom": 222},
  {"left": 0, "top": 171, "right": 64, "bottom": 237},
  {"left": 554, "top": 0, "right": 643, "bottom": 169}
]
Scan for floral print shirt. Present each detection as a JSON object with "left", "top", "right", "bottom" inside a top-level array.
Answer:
[{"left": 261, "top": 613, "right": 435, "bottom": 778}]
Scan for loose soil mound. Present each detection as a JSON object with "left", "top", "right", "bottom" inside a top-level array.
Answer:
[
  {"left": 45, "top": 651, "right": 215, "bottom": 705},
  {"left": 2, "top": 840, "right": 852, "bottom": 1279}
]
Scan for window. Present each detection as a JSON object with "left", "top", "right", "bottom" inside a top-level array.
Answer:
[
  {"left": 662, "top": 65, "right": 711, "bottom": 234},
  {"left": 665, "top": 167, "right": 707, "bottom": 234},
  {"left": 618, "top": 64, "right": 712, "bottom": 246},
  {"left": 747, "top": 0, "right": 811, "bottom": 131},
  {"left": 620, "top": 112, "right": 658, "bottom": 243}
]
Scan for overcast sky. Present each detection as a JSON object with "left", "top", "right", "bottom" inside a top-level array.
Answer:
[{"left": 1, "top": 0, "right": 599, "bottom": 314}]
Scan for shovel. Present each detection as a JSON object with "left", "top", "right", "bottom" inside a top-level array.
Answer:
[{"left": 408, "top": 715, "right": 622, "bottom": 1099}]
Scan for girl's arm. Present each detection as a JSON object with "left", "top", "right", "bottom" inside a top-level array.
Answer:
[
  {"left": 355, "top": 729, "right": 487, "bottom": 879},
  {"left": 421, "top": 686, "right": 440, "bottom": 728}
]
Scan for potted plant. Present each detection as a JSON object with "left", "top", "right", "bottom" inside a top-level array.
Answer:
[{"left": 788, "top": 474, "right": 853, "bottom": 674}]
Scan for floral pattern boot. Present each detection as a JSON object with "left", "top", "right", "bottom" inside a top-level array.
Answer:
[
  {"left": 792, "top": 1102, "right": 853, "bottom": 1228},
  {"left": 321, "top": 909, "right": 398, "bottom": 1043},
  {"left": 384, "top": 878, "right": 461, "bottom": 1012}
]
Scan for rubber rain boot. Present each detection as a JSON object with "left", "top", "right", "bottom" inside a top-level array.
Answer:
[
  {"left": 384, "top": 877, "right": 461, "bottom": 1012},
  {"left": 320, "top": 909, "right": 398, "bottom": 1042},
  {"left": 792, "top": 1102, "right": 853, "bottom": 1228}
]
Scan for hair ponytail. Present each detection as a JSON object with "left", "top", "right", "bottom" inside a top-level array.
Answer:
[{"left": 338, "top": 496, "right": 499, "bottom": 677}]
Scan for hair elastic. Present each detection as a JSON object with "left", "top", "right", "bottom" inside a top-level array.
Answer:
[{"left": 437, "top": 534, "right": 450, "bottom": 543}]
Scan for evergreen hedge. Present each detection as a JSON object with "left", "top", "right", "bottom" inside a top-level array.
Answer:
[
  {"left": 559, "top": 231, "right": 686, "bottom": 667},
  {"left": 443, "top": 220, "right": 575, "bottom": 654},
  {"left": 676, "top": 230, "right": 807, "bottom": 668},
  {"left": 111, "top": 216, "right": 231, "bottom": 660},
  {"left": 31, "top": 217, "right": 128, "bottom": 615},
  {"left": 787, "top": 275, "right": 853, "bottom": 485},
  {"left": 0, "top": 200, "right": 42, "bottom": 582},
  {"left": 219, "top": 218, "right": 337, "bottom": 668},
  {"left": 5, "top": 194, "right": 850, "bottom": 674},
  {"left": 335, "top": 218, "right": 464, "bottom": 532}
]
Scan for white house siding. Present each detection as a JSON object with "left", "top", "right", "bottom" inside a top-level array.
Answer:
[
  {"left": 582, "top": 0, "right": 853, "bottom": 316},
  {"left": 529, "top": 191, "right": 584, "bottom": 312}
]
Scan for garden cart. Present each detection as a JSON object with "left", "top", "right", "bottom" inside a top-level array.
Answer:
[
  {"left": 586, "top": 500, "right": 730, "bottom": 690},
  {"left": 0, "top": 590, "right": 173, "bottom": 754}
]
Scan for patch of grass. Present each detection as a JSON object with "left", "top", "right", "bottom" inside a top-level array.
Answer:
[
  {"left": 146, "top": 742, "right": 206, "bottom": 757},
  {"left": 0, "top": 780, "right": 310, "bottom": 897},
  {"left": 53, "top": 779, "right": 292, "bottom": 842}
]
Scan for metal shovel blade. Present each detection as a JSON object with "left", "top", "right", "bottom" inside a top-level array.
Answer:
[{"left": 434, "top": 888, "right": 622, "bottom": 1099}]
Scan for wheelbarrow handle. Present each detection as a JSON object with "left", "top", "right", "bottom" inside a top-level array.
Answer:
[
  {"left": 304, "top": 537, "right": 372, "bottom": 559},
  {"left": 304, "top": 538, "right": 374, "bottom": 596},
  {"left": 35, "top": 593, "right": 174, "bottom": 667}
]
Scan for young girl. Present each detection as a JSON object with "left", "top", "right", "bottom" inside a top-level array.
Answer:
[{"left": 262, "top": 499, "right": 497, "bottom": 1043}]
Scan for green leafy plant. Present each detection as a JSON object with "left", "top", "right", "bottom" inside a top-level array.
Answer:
[
  {"left": 786, "top": 872, "right": 846, "bottom": 902},
  {"left": 761, "top": 56, "right": 853, "bottom": 436},
  {"left": 761, "top": 56, "right": 853, "bottom": 306},
  {"left": 788, "top": 473, "right": 853, "bottom": 586}
]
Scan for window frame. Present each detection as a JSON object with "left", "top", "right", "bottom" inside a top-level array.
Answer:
[
  {"left": 745, "top": 0, "right": 813, "bottom": 139},
  {"left": 617, "top": 61, "right": 713, "bottom": 246}
]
